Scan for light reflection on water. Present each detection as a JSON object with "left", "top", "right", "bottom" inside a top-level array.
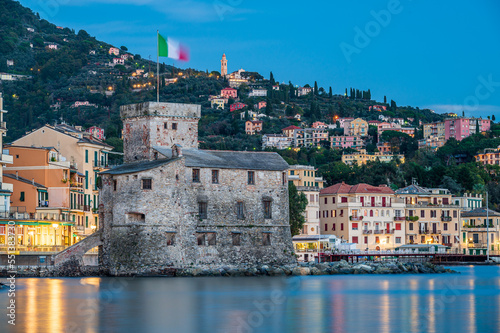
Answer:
[{"left": 1, "top": 266, "right": 500, "bottom": 333}]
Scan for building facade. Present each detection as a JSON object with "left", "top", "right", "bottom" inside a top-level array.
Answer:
[
  {"left": 342, "top": 150, "right": 405, "bottom": 166},
  {"left": 395, "top": 184, "right": 461, "bottom": 252},
  {"left": 99, "top": 102, "right": 295, "bottom": 275},
  {"left": 320, "top": 183, "right": 406, "bottom": 251},
  {"left": 461, "top": 208, "right": 500, "bottom": 255},
  {"left": 331, "top": 135, "right": 365, "bottom": 149},
  {"left": 245, "top": 120, "right": 263, "bottom": 135},
  {"left": 344, "top": 118, "right": 368, "bottom": 137},
  {"left": 220, "top": 53, "right": 227, "bottom": 77}
]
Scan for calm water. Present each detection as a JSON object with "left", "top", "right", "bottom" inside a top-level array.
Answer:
[{"left": 1, "top": 266, "right": 500, "bottom": 333}]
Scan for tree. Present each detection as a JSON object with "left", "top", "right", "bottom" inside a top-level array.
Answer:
[
  {"left": 269, "top": 71, "right": 275, "bottom": 85},
  {"left": 314, "top": 81, "right": 318, "bottom": 96},
  {"left": 384, "top": 95, "right": 387, "bottom": 104},
  {"left": 493, "top": 115, "right": 496, "bottom": 122},
  {"left": 329, "top": 86, "right": 332, "bottom": 98},
  {"left": 390, "top": 100, "right": 397, "bottom": 110},
  {"left": 289, "top": 183, "right": 308, "bottom": 236},
  {"left": 265, "top": 97, "right": 273, "bottom": 115},
  {"left": 120, "top": 46, "right": 128, "bottom": 51}
]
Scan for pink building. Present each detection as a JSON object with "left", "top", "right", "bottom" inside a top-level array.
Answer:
[
  {"left": 312, "top": 121, "right": 327, "bottom": 129},
  {"left": 230, "top": 102, "right": 247, "bottom": 112},
  {"left": 369, "top": 105, "right": 387, "bottom": 111},
  {"left": 377, "top": 122, "right": 392, "bottom": 133},
  {"left": 445, "top": 118, "right": 491, "bottom": 141},
  {"left": 255, "top": 101, "right": 267, "bottom": 110},
  {"left": 109, "top": 47, "right": 120, "bottom": 56},
  {"left": 246, "top": 120, "right": 263, "bottom": 135},
  {"left": 221, "top": 87, "right": 237, "bottom": 99},
  {"left": 113, "top": 58, "right": 125, "bottom": 65},
  {"left": 86, "top": 126, "right": 105, "bottom": 140},
  {"left": 331, "top": 135, "right": 365, "bottom": 149}
]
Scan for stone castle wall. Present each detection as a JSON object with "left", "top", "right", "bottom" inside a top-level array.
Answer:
[{"left": 100, "top": 158, "right": 295, "bottom": 276}]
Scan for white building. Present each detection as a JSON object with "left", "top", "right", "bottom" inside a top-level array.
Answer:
[
  {"left": 262, "top": 134, "right": 292, "bottom": 150},
  {"left": 248, "top": 89, "right": 268, "bottom": 97}
]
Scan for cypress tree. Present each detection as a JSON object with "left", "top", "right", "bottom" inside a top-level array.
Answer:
[
  {"left": 493, "top": 115, "right": 496, "bottom": 121},
  {"left": 384, "top": 95, "right": 387, "bottom": 104},
  {"left": 314, "top": 81, "right": 319, "bottom": 96},
  {"left": 270, "top": 71, "right": 275, "bottom": 85}
]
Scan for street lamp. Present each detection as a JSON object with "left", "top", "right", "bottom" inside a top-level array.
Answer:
[{"left": 52, "top": 223, "right": 58, "bottom": 246}]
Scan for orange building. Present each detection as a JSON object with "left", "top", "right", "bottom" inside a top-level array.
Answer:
[{"left": 245, "top": 120, "right": 263, "bottom": 135}]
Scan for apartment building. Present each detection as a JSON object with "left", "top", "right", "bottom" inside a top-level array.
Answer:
[
  {"left": 461, "top": 208, "right": 500, "bottom": 255},
  {"left": 395, "top": 184, "right": 461, "bottom": 252},
  {"left": 320, "top": 183, "right": 406, "bottom": 251}
]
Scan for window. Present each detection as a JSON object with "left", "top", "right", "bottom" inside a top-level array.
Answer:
[
  {"left": 453, "top": 210, "right": 457, "bottom": 218},
  {"left": 207, "top": 232, "right": 216, "bottom": 246},
  {"left": 199, "top": 202, "right": 207, "bottom": 220},
  {"left": 113, "top": 180, "right": 117, "bottom": 191},
  {"left": 421, "top": 236, "right": 425, "bottom": 243},
  {"left": 352, "top": 236, "right": 358, "bottom": 244},
  {"left": 396, "top": 237, "right": 401, "bottom": 244},
  {"left": 263, "top": 200, "right": 272, "bottom": 219},
  {"left": 172, "top": 123, "right": 177, "bottom": 130},
  {"left": 262, "top": 233, "right": 271, "bottom": 246},
  {"left": 375, "top": 236, "right": 380, "bottom": 244},
  {"left": 324, "top": 198, "right": 327, "bottom": 204},
  {"left": 352, "top": 223, "right": 358, "bottom": 230},
  {"left": 232, "top": 233, "right": 241, "bottom": 246},
  {"left": 192, "top": 169, "right": 200, "bottom": 183},
  {"left": 409, "top": 223, "right": 413, "bottom": 231},
  {"left": 282, "top": 172, "right": 286, "bottom": 185},
  {"left": 341, "top": 197, "right": 347, "bottom": 203},
  {"left": 443, "top": 223, "right": 448, "bottom": 231},
  {"left": 166, "top": 233, "right": 175, "bottom": 246},
  {"left": 86, "top": 216, "right": 89, "bottom": 228},
  {"left": 164, "top": 122, "right": 168, "bottom": 129},
  {"left": 20, "top": 192, "right": 25, "bottom": 202},
  {"left": 85, "top": 150, "right": 88, "bottom": 163},
  {"left": 324, "top": 224, "right": 328, "bottom": 231},
  {"left": 395, "top": 223, "right": 401, "bottom": 231},
  {"left": 341, "top": 223, "right": 344, "bottom": 231},
  {"left": 421, "top": 210, "right": 425, "bottom": 218},
  {"left": 212, "top": 170, "right": 219, "bottom": 184},
  {"left": 85, "top": 171, "right": 89, "bottom": 189},
  {"left": 333, "top": 224, "right": 336, "bottom": 231},
  {"left": 142, "top": 178, "right": 152, "bottom": 190},
  {"left": 370, "top": 210, "right": 373, "bottom": 217},
  {"left": 197, "top": 233, "right": 205, "bottom": 246},
  {"left": 364, "top": 236, "right": 368, "bottom": 244},
  {"left": 236, "top": 201, "right": 245, "bottom": 219},
  {"left": 248, "top": 171, "right": 255, "bottom": 185},
  {"left": 455, "top": 223, "right": 458, "bottom": 231},
  {"left": 332, "top": 197, "right": 336, "bottom": 204}
]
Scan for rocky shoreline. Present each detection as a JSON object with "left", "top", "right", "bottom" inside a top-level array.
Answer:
[{"left": 1, "top": 260, "right": 458, "bottom": 278}]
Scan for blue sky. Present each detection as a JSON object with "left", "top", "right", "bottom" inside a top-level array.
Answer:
[{"left": 19, "top": 0, "right": 500, "bottom": 118}]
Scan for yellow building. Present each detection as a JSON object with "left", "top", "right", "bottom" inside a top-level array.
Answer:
[
  {"left": 461, "top": 208, "right": 500, "bottom": 255},
  {"left": 288, "top": 165, "right": 324, "bottom": 238},
  {"left": 475, "top": 145, "right": 500, "bottom": 166},
  {"left": 210, "top": 98, "right": 226, "bottom": 109},
  {"left": 345, "top": 118, "right": 368, "bottom": 137},
  {"left": 342, "top": 150, "right": 405, "bottom": 166},
  {"left": 12, "top": 123, "right": 113, "bottom": 237},
  {"left": 395, "top": 184, "right": 461, "bottom": 253}
]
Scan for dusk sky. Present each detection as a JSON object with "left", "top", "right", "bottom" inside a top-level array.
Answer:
[{"left": 19, "top": 0, "right": 500, "bottom": 118}]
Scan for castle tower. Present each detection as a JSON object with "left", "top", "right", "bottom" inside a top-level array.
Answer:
[
  {"left": 120, "top": 102, "right": 201, "bottom": 163},
  {"left": 220, "top": 53, "right": 227, "bottom": 77}
]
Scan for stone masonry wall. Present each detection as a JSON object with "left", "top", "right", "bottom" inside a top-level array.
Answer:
[{"left": 100, "top": 158, "right": 295, "bottom": 276}]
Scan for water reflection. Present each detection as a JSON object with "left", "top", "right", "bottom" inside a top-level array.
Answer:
[{"left": 2, "top": 266, "right": 500, "bottom": 333}]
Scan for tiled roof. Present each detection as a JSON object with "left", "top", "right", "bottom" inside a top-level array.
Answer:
[
  {"left": 395, "top": 184, "right": 431, "bottom": 195},
  {"left": 4, "top": 173, "right": 46, "bottom": 188},
  {"left": 321, "top": 182, "right": 394, "bottom": 195},
  {"left": 100, "top": 158, "right": 180, "bottom": 175},
  {"left": 282, "top": 125, "right": 301, "bottom": 131},
  {"left": 461, "top": 208, "right": 500, "bottom": 217}
]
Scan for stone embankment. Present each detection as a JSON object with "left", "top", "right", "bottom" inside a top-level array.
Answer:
[
  {"left": 176, "top": 261, "right": 457, "bottom": 277},
  {"left": 1, "top": 260, "right": 458, "bottom": 278}
]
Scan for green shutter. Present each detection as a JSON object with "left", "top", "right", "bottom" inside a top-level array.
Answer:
[
  {"left": 86, "top": 216, "right": 88, "bottom": 228},
  {"left": 94, "top": 151, "right": 98, "bottom": 167},
  {"left": 20, "top": 192, "right": 25, "bottom": 202},
  {"left": 85, "top": 150, "right": 88, "bottom": 163},
  {"left": 85, "top": 171, "right": 88, "bottom": 189}
]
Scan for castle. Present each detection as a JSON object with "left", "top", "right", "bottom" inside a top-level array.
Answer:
[{"left": 99, "top": 102, "right": 295, "bottom": 275}]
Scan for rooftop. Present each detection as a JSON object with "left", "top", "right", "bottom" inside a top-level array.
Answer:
[{"left": 320, "top": 182, "right": 394, "bottom": 195}]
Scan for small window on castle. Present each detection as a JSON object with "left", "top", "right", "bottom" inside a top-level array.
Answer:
[
  {"left": 166, "top": 233, "right": 175, "bottom": 246},
  {"left": 192, "top": 169, "right": 200, "bottom": 183},
  {"left": 262, "top": 233, "right": 271, "bottom": 246},
  {"left": 197, "top": 233, "right": 205, "bottom": 246},
  {"left": 164, "top": 122, "right": 168, "bottom": 129},
  {"left": 248, "top": 171, "right": 255, "bottom": 185},
  {"left": 172, "top": 123, "right": 178, "bottom": 130},
  {"left": 212, "top": 170, "right": 219, "bottom": 184},
  {"left": 199, "top": 202, "right": 207, "bottom": 219},
  {"left": 236, "top": 201, "right": 245, "bottom": 219},
  {"left": 113, "top": 180, "right": 117, "bottom": 191},
  {"left": 232, "top": 233, "right": 241, "bottom": 246},
  {"left": 207, "top": 232, "right": 216, "bottom": 246},
  {"left": 142, "top": 178, "right": 152, "bottom": 190},
  {"left": 263, "top": 200, "right": 272, "bottom": 219}
]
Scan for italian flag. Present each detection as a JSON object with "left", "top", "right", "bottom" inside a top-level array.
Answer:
[{"left": 158, "top": 33, "right": 189, "bottom": 61}]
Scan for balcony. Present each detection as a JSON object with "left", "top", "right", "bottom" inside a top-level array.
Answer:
[
  {"left": 75, "top": 225, "right": 85, "bottom": 232},
  {"left": 1, "top": 182, "right": 13, "bottom": 192},
  {"left": 441, "top": 216, "right": 452, "bottom": 222},
  {"left": 288, "top": 175, "right": 300, "bottom": 180},
  {"left": 419, "top": 230, "right": 429, "bottom": 234},
  {"left": 362, "top": 230, "right": 372, "bottom": 234},
  {"left": 393, "top": 216, "right": 406, "bottom": 221},
  {"left": 349, "top": 216, "right": 363, "bottom": 221},
  {"left": 71, "top": 204, "right": 83, "bottom": 211},
  {"left": 467, "top": 243, "right": 487, "bottom": 249},
  {"left": 83, "top": 205, "right": 91, "bottom": 212},
  {"left": 0, "top": 153, "right": 13, "bottom": 164},
  {"left": 374, "top": 230, "right": 385, "bottom": 234}
]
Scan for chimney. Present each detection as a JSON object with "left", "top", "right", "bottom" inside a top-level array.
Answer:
[
  {"left": 32, "top": 178, "right": 35, "bottom": 185},
  {"left": 172, "top": 144, "right": 182, "bottom": 158}
]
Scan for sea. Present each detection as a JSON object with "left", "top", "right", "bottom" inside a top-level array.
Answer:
[{"left": 1, "top": 265, "right": 499, "bottom": 333}]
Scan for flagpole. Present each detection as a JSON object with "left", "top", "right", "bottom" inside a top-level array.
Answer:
[{"left": 157, "top": 30, "right": 160, "bottom": 103}]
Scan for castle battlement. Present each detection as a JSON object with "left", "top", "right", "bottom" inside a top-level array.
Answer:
[{"left": 120, "top": 102, "right": 201, "bottom": 120}]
